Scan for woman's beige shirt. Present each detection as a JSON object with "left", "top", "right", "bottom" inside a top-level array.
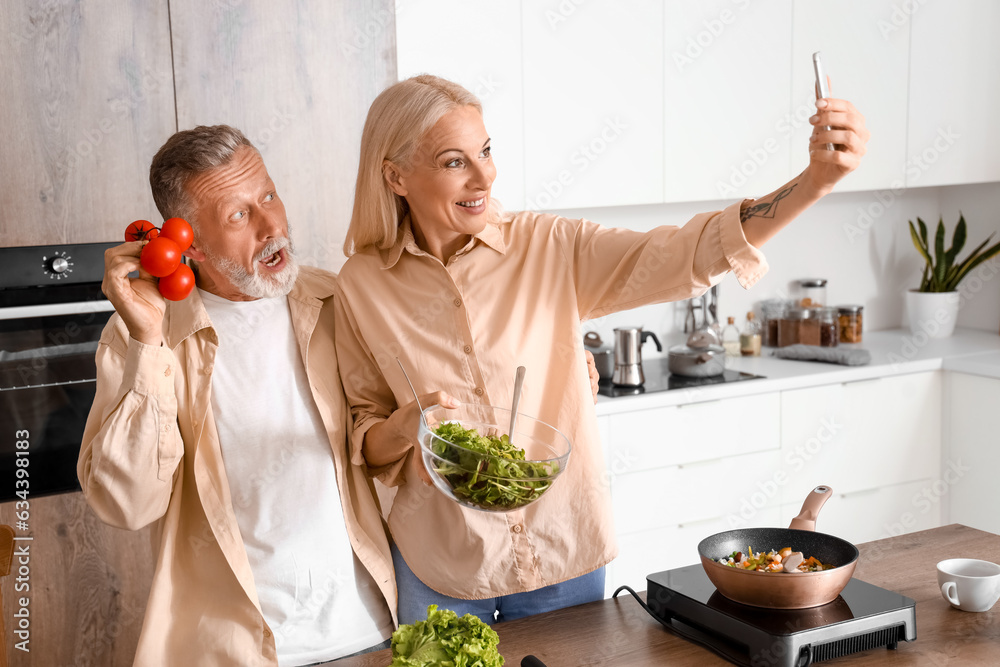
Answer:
[{"left": 334, "top": 203, "right": 766, "bottom": 599}]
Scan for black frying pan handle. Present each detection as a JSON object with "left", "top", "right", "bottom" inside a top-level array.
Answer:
[{"left": 522, "top": 656, "right": 548, "bottom": 667}]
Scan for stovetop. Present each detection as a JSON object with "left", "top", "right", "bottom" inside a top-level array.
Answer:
[
  {"left": 598, "top": 358, "right": 764, "bottom": 398},
  {"left": 644, "top": 564, "right": 916, "bottom": 667}
]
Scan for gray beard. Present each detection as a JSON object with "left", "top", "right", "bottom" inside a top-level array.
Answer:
[{"left": 202, "top": 236, "right": 299, "bottom": 299}]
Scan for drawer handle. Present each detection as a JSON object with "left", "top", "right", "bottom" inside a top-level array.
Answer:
[
  {"left": 677, "top": 458, "right": 722, "bottom": 470},
  {"left": 677, "top": 516, "right": 722, "bottom": 529},
  {"left": 677, "top": 399, "right": 722, "bottom": 408},
  {"left": 842, "top": 377, "right": 881, "bottom": 387},
  {"left": 839, "top": 488, "right": 880, "bottom": 498}
]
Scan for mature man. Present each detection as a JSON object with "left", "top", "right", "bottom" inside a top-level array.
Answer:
[{"left": 78, "top": 125, "right": 396, "bottom": 665}]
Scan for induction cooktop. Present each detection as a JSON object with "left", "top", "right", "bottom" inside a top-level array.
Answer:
[
  {"left": 641, "top": 564, "right": 916, "bottom": 667},
  {"left": 598, "top": 358, "right": 764, "bottom": 398}
]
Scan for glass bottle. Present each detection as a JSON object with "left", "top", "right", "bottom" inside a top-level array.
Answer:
[
  {"left": 722, "top": 316, "right": 741, "bottom": 357},
  {"left": 740, "top": 311, "right": 762, "bottom": 357},
  {"left": 818, "top": 307, "right": 839, "bottom": 347}
]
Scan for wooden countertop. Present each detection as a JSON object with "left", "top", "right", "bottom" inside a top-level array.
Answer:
[{"left": 333, "top": 524, "right": 999, "bottom": 666}]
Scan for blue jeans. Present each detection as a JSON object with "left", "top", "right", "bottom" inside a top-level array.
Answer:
[{"left": 391, "top": 543, "right": 606, "bottom": 626}]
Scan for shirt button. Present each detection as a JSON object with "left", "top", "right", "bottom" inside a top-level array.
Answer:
[
  {"left": 475, "top": 387, "right": 484, "bottom": 396},
  {"left": 164, "top": 367, "right": 172, "bottom": 377},
  {"left": 453, "top": 298, "right": 462, "bottom": 307},
  {"left": 512, "top": 524, "right": 523, "bottom": 533},
  {"left": 463, "top": 345, "right": 472, "bottom": 354},
  {"left": 264, "top": 628, "right": 271, "bottom": 638},
  {"left": 202, "top": 367, "right": 212, "bottom": 375}
]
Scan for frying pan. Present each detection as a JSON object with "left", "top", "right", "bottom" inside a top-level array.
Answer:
[{"left": 697, "top": 486, "right": 859, "bottom": 609}]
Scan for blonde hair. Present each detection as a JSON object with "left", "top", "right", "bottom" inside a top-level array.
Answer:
[{"left": 344, "top": 74, "right": 501, "bottom": 256}]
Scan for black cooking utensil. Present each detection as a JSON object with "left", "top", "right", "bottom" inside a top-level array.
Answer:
[{"left": 522, "top": 656, "right": 547, "bottom": 667}]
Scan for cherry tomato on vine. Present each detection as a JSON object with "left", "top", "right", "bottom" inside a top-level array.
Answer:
[
  {"left": 140, "top": 237, "right": 183, "bottom": 277},
  {"left": 158, "top": 264, "right": 195, "bottom": 301},
  {"left": 125, "top": 220, "right": 159, "bottom": 242},
  {"left": 160, "top": 217, "right": 194, "bottom": 252}
]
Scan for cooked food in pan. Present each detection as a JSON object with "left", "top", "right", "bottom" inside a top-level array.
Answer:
[{"left": 717, "top": 546, "right": 833, "bottom": 573}]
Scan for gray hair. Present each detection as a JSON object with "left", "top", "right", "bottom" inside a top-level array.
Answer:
[{"left": 149, "top": 125, "right": 257, "bottom": 230}]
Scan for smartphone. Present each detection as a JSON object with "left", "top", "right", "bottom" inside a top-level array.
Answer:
[{"left": 812, "top": 51, "right": 834, "bottom": 150}]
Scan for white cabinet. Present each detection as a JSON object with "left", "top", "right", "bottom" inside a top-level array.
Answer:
[
  {"left": 946, "top": 373, "right": 1000, "bottom": 534},
  {"left": 395, "top": 0, "right": 526, "bottom": 210},
  {"left": 779, "top": 479, "right": 941, "bottom": 546},
  {"left": 791, "top": 0, "right": 910, "bottom": 192},
  {"left": 908, "top": 1, "right": 1000, "bottom": 187},
  {"left": 778, "top": 372, "right": 943, "bottom": 544},
  {"left": 521, "top": 1, "right": 664, "bottom": 209},
  {"left": 602, "top": 392, "right": 781, "bottom": 597},
  {"left": 662, "top": 0, "right": 793, "bottom": 202}
]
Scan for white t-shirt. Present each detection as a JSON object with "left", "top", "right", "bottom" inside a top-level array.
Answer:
[{"left": 200, "top": 289, "right": 393, "bottom": 665}]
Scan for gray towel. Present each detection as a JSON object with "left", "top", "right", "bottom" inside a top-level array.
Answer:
[{"left": 773, "top": 345, "right": 871, "bottom": 366}]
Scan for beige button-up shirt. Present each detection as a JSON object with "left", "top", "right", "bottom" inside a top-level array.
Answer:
[
  {"left": 333, "top": 203, "right": 767, "bottom": 599},
  {"left": 78, "top": 266, "right": 396, "bottom": 666}
]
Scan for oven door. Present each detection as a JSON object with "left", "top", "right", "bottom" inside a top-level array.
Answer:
[{"left": 0, "top": 305, "right": 113, "bottom": 500}]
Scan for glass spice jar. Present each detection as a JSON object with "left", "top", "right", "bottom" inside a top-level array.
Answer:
[
  {"left": 818, "top": 307, "right": 839, "bottom": 347},
  {"left": 838, "top": 305, "right": 864, "bottom": 343},
  {"left": 799, "top": 278, "right": 828, "bottom": 308},
  {"left": 760, "top": 298, "right": 786, "bottom": 347},
  {"left": 778, "top": 307, "right": 819, "bottom": 347}
]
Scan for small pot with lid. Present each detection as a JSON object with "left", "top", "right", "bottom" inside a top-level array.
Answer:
[{"left": 668, "top": 327, "right": 725, "bottom": 378}]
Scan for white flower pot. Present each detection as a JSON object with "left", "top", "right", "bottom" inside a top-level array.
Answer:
[{"left": 905, "top": 290, "right": 960, "bottom": 339}]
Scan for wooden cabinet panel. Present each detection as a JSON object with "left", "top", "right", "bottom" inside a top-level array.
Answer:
[
  {"left": 0, "top": 492, "right": 154, "bottom": 666},
  {"left": 169, "top": 0, "right": 397, "bottom": 273},
  {"left": 395, "top": 0, "right": 525, "bottom": 210},
  {"left": 0, "top": 1, "right": 175, "bottom": 246},
  {"left": 662, "top": 0, "right": 793, "bottom": 202}
]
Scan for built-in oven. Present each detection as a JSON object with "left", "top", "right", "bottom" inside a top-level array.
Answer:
[{"left": 0, "top": 243, "right": 117, "bottom": 501}]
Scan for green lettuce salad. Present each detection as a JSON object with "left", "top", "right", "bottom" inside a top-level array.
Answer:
[
  {"left": 390, "top": 604, "right": 504, "bottom": 667},
  {"left": 430, "top": 421, "right": 559, "bottom": 510}
]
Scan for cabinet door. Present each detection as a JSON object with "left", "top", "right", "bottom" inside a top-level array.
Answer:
[
  {"left": 0, "top": 1, "right": 175, "bottom": 245},
  {"left": 395, "top": 1, "right": 525, "bottom": 210},
  {"left": 611, "top": 449, "right": 783, "bottom": 536},
  {"left": 908, "top": 1, "right": 1000, "bottom": 187},
  {"left": 791, "top": 0, "right": 910, "bottom": 192},
  {"left": 522, "top": 1, "right": 664, "bottom": 210},
  {"left": 947, "top": 373, "right": 1000, "bottom": 534},
  {"left": 780, "top": 372, "right": 941, "bottom": 503},
  {"left": 606, "top": 392, "right": 780, "bottom": 475},
  {"left": 779, "top": 479, "right": 942, "bottom": 545},
  {"left": 170, "top": 0, "right": 396, "bottom": 273},
  {"left": 662, "top": 0, "right": 793, "bottom": 203}
]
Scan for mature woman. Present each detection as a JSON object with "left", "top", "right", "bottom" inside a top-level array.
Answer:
[{"left": 334, "top": 75, "right": 869, "bottom": 625}]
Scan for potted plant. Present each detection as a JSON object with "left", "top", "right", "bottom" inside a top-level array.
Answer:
[{"left": 907, "top": 214, "right": 1000, "bottom": 338}]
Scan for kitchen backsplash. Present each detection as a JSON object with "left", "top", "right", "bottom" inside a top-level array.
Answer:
[{"left": 568, "top": 181, "right": 1000, "bottom": 351}]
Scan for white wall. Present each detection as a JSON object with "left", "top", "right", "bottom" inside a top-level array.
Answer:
[{"left": 554, "top": 181, "right": 1000, "bottom": 355}]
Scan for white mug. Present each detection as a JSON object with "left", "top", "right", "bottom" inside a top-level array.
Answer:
[{"left": 936, "top": 558, "right": 1000, "bottom": 612}]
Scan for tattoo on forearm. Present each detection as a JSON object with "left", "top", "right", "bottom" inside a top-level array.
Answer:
[{"left": 740, "top": 184, "right": 797, "bottom": 223}]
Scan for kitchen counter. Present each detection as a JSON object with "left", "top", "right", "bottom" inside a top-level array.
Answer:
[
  {"left": 595, "top": 327, "right": 1000, "bottom": 414},
  {"left": 332, "top": 524, "right": 999, "bottom": 666}
]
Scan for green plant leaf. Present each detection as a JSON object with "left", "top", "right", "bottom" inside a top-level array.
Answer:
[
  {"left": 920, "top": 265, "right": 930, "bottom": 291},
  {"left": 946, "top": 213, "right": 967, "bottom": 265},
  {"left": 933, "top": 218, "right": 948, "bottom": 289},
  {"left": 946, "top": 236, "right": 1000, "bottom": 291},
  {"left": 917, "top": 217, "right": 928, "bottom": 246},
  {"left": 909, "top": 220, "right": 934, "bottom": 268}
]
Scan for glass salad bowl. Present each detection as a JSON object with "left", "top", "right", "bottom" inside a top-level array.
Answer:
[{"left": 418, "top": 403, "right": 572, "bottom": 513}]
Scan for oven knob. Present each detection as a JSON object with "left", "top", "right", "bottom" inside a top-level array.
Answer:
[
  {"left": 51, "top": 257, "right": 69, "bottom": 274},
  {"left": 43, "top": 251, "right": 73, "bottom": 279}
]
